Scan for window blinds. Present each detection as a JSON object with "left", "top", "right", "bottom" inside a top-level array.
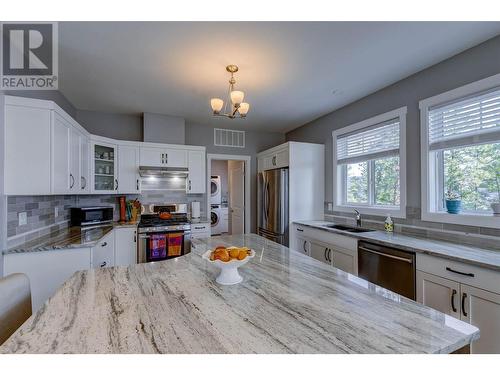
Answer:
[
  {"left": 336, "top": 119, "right": 400, "bottom": 164},
  {"left": 428, "top": 87, "right": 500, "bottom": 151}
]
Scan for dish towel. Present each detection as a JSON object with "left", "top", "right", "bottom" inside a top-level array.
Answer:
[
  {"left": 149, "top": 234, "right": 167, "bottom": 260},
  {"left": 167, "top": 233, "right": 183, "bottom": 256}
]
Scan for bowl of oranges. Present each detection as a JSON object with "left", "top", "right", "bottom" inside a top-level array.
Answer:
[{"left": 202, "top": 246, "right": 255, "bottom": 285}]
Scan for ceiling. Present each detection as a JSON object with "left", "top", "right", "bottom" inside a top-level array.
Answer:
[{"left": 58, "top": 22, "right": 500, "bottom": 133}]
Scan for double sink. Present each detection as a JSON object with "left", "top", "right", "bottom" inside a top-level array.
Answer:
[{"left": 323, "top": 224, "right": 374, "bottom": 233}]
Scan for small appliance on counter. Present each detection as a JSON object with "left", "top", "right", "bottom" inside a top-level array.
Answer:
[
  {"left": 137, "top": 203, "right": 191, "bottom": 263},
  {"left": 191, "top": 201, "right": 201, "bottom": 219},
  {"left": 71, "top": 206, "right": 114, "bottom": 227}
]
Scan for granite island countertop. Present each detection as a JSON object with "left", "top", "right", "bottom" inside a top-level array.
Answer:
[
  {"left": 3, "top": 222, "right": 138, "bottom": 255},
  {"left": 294, "top": 220, "right": 500, "bottom": 271},
  {"left": 0, "top": 234, "right": 478, "bottom": 354}
]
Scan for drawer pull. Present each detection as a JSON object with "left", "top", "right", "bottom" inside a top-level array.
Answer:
[
  {"left": 461, "top": 292, "right": 468, "bottom": 317},
  {"left": 445, "top": 267, "right": 474, "bottom": 278},
  {"left": 451, "top": 289, "right": 457, "bottom": 313},
  {"left": 100, "top": 261, "right": 107, "bottom": 268},
  {"left": 101, "top": 242, "right": 107, "bottom": 247},
  {"left": 358, "top": 246, "right": 413, "bottom": 264},
  {"left": 296, "top": 228, "right": 304, "bottom": 232},
  {"left": 194, "top": 226, "right": 205, "bottom": 230}
]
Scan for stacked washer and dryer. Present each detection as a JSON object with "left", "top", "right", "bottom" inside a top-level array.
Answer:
[{"left": 210, "top": 176, "right": 229, "bottom": 235}]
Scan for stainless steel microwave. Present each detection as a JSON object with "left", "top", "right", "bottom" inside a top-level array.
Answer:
[{"left": 71, "top": 206, "right": 114, "bottom": 226}]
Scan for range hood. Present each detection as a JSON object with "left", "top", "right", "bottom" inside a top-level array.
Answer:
[{"left": 139, "top": 166, "right": 189, "bottom": 178}]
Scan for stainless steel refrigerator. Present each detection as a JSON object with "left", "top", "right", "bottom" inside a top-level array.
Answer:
[{"left": 257, "top": 168, "right": 289, "bottom": 245}]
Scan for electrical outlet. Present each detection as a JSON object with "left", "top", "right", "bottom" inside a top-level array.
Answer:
[
  {"left": 18, "top": 212, "right": 27, "bottom": 226},
  {"left": 54, "top": 207, "right": 59, "bottom": 218},
  {"left": 327, "top": 203, "right": 333, "bottom": 211}
]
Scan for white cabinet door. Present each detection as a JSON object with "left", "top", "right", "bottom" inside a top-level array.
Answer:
[
  {"left": 4, "top": 104, "right": 52, "bottom": 195},
  {"left": 92, "top": 141, "right": 118, "bottom": 193},
  {"left": 92, "top": 232, "right": 115, "bottom": 268},
  {"left": 114, "top": 227, "right": 137, "bottom": 266},
  {"left": 140, "top": 147, "right": 187, "bottom": 168},
  {"left": 331, "top": 248, "right": 357, "bottom": 275},
  {"left": 69, "top": 127, "right": 81, "bottom": 193},
  {"left": 3, "top": 248, "right": 91, "bottom": 312},
  {"left": 295, "top": 236, "right": 310, "bottom": 256},
  {"left": 416, "top": 270, "right": 461, "bottom": 319},
  {"left": 274, "top": 148, "right": 289, "bottom": 168},
  {"left": 80, "top": 134, "right": 90, "bottom": 193},
  {"left": 118, "top": 145, "right": 140, "bottom": 194},
  {"left": 310, "top": 241, "right": 332, "bottom": 265},
  {"left": 461, "top": 284, "right": 500, "bottom": 354},
  {"left": 186, "top": 150, "right": 206, "bottom": 194},
  {"left": 52, "top": 112, "right": 71, "bottom": 194}
]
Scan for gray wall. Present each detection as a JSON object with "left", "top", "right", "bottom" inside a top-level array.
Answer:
[
  {"left": 286, "top": 35, "right": 500, "bottom": 226},
  {"left": 186, "top": 122, "right": 286, "bottom": 232},
  {"left": 143, "top": 112, "right": 185, "bottom": 144},
  {"left": 76, "top": 110, "right": 143, "bottom": 141}
]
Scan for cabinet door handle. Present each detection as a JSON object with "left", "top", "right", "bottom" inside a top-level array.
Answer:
[
  {"left": 451, "top": 289, "right": 457, "bottom": 313},
  {"left": 328, "top": 248, "right": 332, "bottom": 263},
  {"left": 188, "top": 180, "right": 192, "bottom": 191},
  {"left": 296, "top": 228, "right": 304, "bottom": 232},
  {"left": 446, "top": 267, "right": 474, "bottom": 278},
  {"left": 324, "top": 248, "right": 328, "bottom": 261},
  {"left": 81, "top": 176, "right": 86, "bottom": 189},
  {"left": 115, "top": 179, "right": 118, "bottom": 190},
  {"left": 101, "top": 242, "right": 107, "bottom": 247},
  {"left": 134, "top": 231, "right": 136, "bottom": 243},
  {"left": 100, "top": 261, "right": 107, "bottom": 268},
  {"left": 136, "top": 179, "right": 139, "bottom": 191},
  {"left": 70, "top": 173, "right": 75, "bottom": 189},
  {"left": 303, "top": 241, "right": 307, "bottom": 253},
  {"left": 461, "top": 292, "right": 468, "bottom": 317},
  {"left": 165, "top": 153, "right": 168, "bottom": 164}
]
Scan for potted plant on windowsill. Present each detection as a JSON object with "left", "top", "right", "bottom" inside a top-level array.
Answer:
[{"left": 445, "top": 190, "right": 462, "bottom": 214}]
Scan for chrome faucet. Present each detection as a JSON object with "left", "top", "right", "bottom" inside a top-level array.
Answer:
[{"left": 354, "top": 209, "right": 361, "bottom": 227}]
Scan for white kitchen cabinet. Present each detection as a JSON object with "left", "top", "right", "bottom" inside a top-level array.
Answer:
[
  {"left": 416, "top": 253, "right": 500, "bottom": 353},
  {"left": 4, "top": 98, "right": 52, "bottom": 195},
  {"left": 258, "top": 145, "right": 289, "bottom": 171},
  {"left": 80, "top": 134, "right": 90, "bottom": 193},
  {"left": 3, "top": 247, "right": 91, "bottom": 312},
  {"left": 186, "top": 150, "right": 206, "bottom": 194},
  {"left": 191, "top": 222, "right": 211, "bottom": 240},
  {"left": 416, "top": 270, "right": 461, "bottom": 319},
  {"left": 140, "top": 146, "right": 187, "bottom": 168},
  {"left": 118, "top": 145, "right": 140, "bottom": 194},
  {"left": 295, "top": 235, "right": 311, "bottom": 256},
  {"left": 52, "top": 111, "right": 71, "bottom": 193},
  {"left": 309, "top": 241, "right": 332, "bottom": 265},
  {"left": 330, "top": 247, "right": 357, "bottom": 275},
  {"left": 92, "top": 232, "right": 115, "bottom": 268},
  {"left": 461, "top": 284, "right": 500, "bottom": 354},
  {"left": 114, "top": 227, "right": 137, "bottom": 266},
  {"left": 92, "top": 141, "right": 118, "bottom": 193}
]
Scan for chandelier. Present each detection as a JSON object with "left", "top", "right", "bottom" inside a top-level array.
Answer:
[{"left": 210, "top": 65, "right": 250, "bottom": 119}]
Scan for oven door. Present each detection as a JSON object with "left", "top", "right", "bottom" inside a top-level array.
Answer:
[{"left": 138, "top": 230, "right": 191, "bottom": 263}]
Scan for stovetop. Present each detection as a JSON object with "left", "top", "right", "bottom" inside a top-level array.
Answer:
[{"left": 138, "top": 213, "right": 191, "bottom": 233}]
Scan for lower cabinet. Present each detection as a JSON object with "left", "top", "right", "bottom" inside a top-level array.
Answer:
[
  {"left": 416, "top": 254, "right": 500, "bottom": 353},
  {"left": 291, "top": 225, "right": 358, "bottom": 275},
  {"left": 3, "top": 247, "right": 92, "bottom": 312},
  {"left": 191, "top": 222, "right": 211, "bottom": 240},
  {"left": 91, "top": 231, "right": 115, "bottom": 269},
  {"left": 114, "top": 227, "right": 138, "bottom": 266}
]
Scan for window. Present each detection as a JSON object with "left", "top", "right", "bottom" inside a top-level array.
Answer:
[
  {"left": 333, "top": 107, "right": 407, "bottom": 218},
  {"left": 420, "top": 73, "right": 500, "bottom": 228}
]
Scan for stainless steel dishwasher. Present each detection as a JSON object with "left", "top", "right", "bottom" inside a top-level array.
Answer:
[{"left": 358, "top": 241, "right": 416, "bottom": 300}]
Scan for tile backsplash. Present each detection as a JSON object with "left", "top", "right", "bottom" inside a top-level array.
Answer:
[{"left": 6, "top": 191, "right": 207, "bottom": 249}]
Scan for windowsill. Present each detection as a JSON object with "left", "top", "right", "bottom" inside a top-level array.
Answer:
[
  {"left": 421, "top": 211, "right": 500, "bottom": 229},
  {"left": 333, "top": 204, "right": 406, "bottom": 219}
]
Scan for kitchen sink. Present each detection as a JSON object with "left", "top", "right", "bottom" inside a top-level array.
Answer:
[{"left": 323, "top": 224, "right": 374, "bottom": 233}]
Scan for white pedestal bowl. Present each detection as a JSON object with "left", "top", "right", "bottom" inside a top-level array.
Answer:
[{"left": 202, "top": 249, "right": 255, "bottom": 285}]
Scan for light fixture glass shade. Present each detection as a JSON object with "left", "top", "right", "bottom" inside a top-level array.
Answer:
[
  {"left": 238, "top": 102, "right": 250, "bottom": 116},
  {"left": 230, "top": 90, "right": 244, "bottom": 105},
  {"left": 210, "top": 98, "right": 224, "bottom": 113}
]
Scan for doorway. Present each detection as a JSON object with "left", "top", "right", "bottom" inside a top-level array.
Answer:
[{"left": 207, "top": 154, "right": 251, "bottom": 235}]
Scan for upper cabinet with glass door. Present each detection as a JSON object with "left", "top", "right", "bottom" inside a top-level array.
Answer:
[{"left": 92, "top": 141, "right": 118, "bottom": 193}]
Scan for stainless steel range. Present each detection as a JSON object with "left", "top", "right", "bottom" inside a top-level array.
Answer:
[{"left": 137, "top": 205, "right": 191, "bottom": 263}]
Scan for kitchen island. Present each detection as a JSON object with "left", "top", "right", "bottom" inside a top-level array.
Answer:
[{"left": 0, "top": 234, "right": 478, "bottom": 354}]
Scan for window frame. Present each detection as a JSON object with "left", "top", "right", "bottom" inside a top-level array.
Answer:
[
  {"left": 332, "top": 107, "right": 407, "bottom": 218},
  {"left": 420, "top": 73, "right": 500, "bottom": 229}
]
